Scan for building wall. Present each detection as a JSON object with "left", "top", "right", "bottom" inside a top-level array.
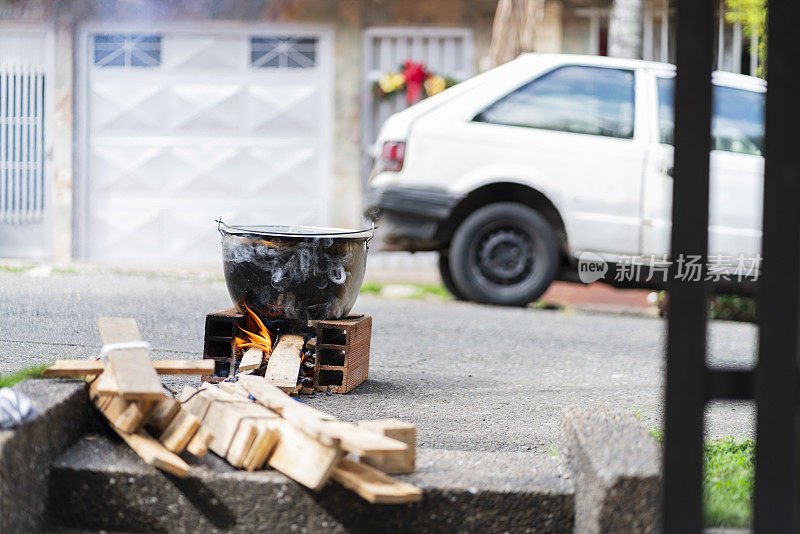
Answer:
[{"left": 0, "top": 0, "right": 495, "bottom": 262}]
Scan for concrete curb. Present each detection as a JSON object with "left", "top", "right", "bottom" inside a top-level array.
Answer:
[
  {"left": 50, "top": 435, "right": 574, "bottom": 533},
  {"left": 560, "top": 406, "right": 661, "bottom": 534},
  {"left": 0, "top": 379, "right": 89, "bottom": 533}
]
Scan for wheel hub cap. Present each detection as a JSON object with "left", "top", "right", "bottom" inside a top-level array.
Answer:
[{"left": 478, "top": 230, "right": 533, "bottom": 282}]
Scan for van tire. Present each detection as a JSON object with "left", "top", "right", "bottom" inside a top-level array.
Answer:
[
  {"left": 448, "top": 202, "right": 559, "bottom": 306},
  {"left": 438, "top": 252, "right": 468, "bottom": 300}
]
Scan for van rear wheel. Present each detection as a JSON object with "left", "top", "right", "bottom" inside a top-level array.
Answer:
[{"left": 448, "top": 202, "right": 559, "bottom": 306}]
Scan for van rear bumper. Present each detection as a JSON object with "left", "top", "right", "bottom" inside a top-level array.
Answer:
[{"left": 365, "top": 186, "right": 463, "bottom": 251}]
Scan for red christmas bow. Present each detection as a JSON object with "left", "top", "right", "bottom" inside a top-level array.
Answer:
[{"left": 402, "top": 60, "right": 429, "bottom": 105}]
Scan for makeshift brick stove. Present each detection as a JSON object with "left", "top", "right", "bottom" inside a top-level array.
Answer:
[
  {"left": 204, "top": 222, "right": 374, "bottom": 394},
  {"left": 202, "top": 308, "right": 371, "bottom": 394}
]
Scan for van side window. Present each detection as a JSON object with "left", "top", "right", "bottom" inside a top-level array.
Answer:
[
  {"left": 473, "top": 65, "right": 635, "bottom": 139},
  {"left": 657, "top": 77, "right": 765, "bottom": 156}
]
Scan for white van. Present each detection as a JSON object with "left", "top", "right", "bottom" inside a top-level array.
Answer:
[{"left": 365, "top": 54, "right": 765, "bottom": 306}]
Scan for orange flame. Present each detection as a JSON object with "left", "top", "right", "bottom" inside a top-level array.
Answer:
[{"left": 234, "top": 302, "right": 273, "bottom": 356}]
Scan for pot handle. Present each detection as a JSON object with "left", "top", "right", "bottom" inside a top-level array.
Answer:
[{"left": 216, "top": 218, "right": 229, "bottom": 236}]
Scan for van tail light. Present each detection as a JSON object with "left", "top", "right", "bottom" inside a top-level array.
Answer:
[{"left": 380, "top": 141, "right": 405, "bottom": 172}]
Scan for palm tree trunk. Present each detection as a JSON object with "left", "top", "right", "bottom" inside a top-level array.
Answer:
[
  {"left": 608, "top": 0, "right": 644, "bottom": 58},
  {"left": 489, "top": 0, "right": 546, "bottom": 66}
]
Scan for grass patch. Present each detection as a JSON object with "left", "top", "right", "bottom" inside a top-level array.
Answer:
[
  {"left": 640, "top": 420, "right": 752, "bottom": 528},
  {"left": 0, "top": 264, "right": 33, "bottom": 273},
  {"left": 704, "top": 437, "right": 754, "bottom": 528},
  {"left": 359, "top": 281, "right": 383, "bottom": 295},
  {"left": 360, "top": 281, "right": 450, "bottom": 299},
  {"left": 52, "top": 267, "right": 79, "bottom": 275},
  {"left": 0, "top": 364, "right": 50, "bottom": 388}
]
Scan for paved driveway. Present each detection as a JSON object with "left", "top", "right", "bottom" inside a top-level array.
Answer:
[{"left": 0, "top": 270, "right": 756, "bottom": 452}]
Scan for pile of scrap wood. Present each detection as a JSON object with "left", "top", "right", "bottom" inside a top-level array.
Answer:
[
  {"left": 44, "top": 317, "right": 421, "bottom": 504},
  {"left": 44, "top": 317, "right": 217, "bottom": 477}
]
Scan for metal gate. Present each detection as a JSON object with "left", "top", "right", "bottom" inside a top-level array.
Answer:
[
  {"left": 76, "top": 23, "right": 333, "bottom": 264},
  {"left": 0, "top": 29, "right": 52, "bottom": 258},
  {"left": 360, "top": 27, "right": 474, "bottom": 185}
]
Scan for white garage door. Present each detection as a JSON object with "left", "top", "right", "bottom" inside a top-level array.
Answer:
[{"left": 78, "top": 25, "right": 333, "bottom": 263}]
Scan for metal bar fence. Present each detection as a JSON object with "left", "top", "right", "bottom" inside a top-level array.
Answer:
[
  {"left": 664, "top": 0, "right": 800, "bottom": 531},
  {"left": 663, "top": 0, "right": 715, "bottom": 531},
  {"left": 0, "top": 64, "right": 45, "bottom": 225},
  {"left": 753, "top": 0, "right": 800, "bottom": 530}
]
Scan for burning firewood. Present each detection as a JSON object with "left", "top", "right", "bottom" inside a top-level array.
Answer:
[
  {"left": 264, "top": 334, "right": 304, "bottom": 393},
  {"left": 237, "top": 347, "right": 264, "bottom": 372}
]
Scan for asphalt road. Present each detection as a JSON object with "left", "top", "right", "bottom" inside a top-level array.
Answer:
[{"left": 0, "top": 269, "right": 756, "bottom": 452}]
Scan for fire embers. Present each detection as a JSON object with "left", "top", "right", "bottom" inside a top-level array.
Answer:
[
  {"left": 222, "top": 234, "right": 364, "bottom": 321},
  {"left": 298, "top": 340, "right": 317, "bottom": 390}
]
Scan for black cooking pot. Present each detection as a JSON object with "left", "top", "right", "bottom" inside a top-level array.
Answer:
[{"left": 219, "top": 221, "right": 373, "bottom": 321}]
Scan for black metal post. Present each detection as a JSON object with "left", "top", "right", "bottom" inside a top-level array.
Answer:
[
  {"left": 663, "top": 0, "right": 715, "bottom": 531},
  {"left": 754, "top": 0, "right": 800, "bottom": 530}
]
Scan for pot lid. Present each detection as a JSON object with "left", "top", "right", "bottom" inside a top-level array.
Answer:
[{"left": 218, "top": 220, "right": 374, "bottom": 239}]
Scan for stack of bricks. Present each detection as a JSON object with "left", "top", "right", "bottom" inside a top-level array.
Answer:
[{"left": 310, "top": 315, "right": 372, "bottom": 393}]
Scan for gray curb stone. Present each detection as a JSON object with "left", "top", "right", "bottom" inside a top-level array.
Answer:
[
  {"left": 50, "top": 435, "right": 575, "bottom": 533},
  {"left": 560, "top": 406, "right": 661, "bottom": 534},
  {"left": 0, "top": 379, "right": 89, "bottom": 533}
]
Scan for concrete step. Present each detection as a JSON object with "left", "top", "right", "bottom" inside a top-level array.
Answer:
[{"left": 48, "top": 434, "right": 574, "bottom": 533}]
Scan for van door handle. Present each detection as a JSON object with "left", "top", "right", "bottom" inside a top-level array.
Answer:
[{"left": 665, "top": 165, "right": 674, "bottom": 178}]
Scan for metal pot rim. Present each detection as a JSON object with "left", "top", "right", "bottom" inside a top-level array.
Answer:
[{"left": 218, "top": 220, "right": 374, "bottom": 240}]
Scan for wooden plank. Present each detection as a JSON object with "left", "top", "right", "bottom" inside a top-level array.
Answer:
[
  {"left": 147, "top": 398, "right": 181, "bottom": 433},
  {"left": 92, "top": 365, "right": 121, "bottom": 396},
  {"left": 265, "top": 334, "right": 304, "bottom": 390},
  {"left": 89, "top": 376, "right": 145, "bottom": 433},
  {"left": 243, "top": 422, "right": 280, "bottom": 471},
  {"left": 332, "top": 458, "right": 422, "bottom": 504},
  {"left": 268, "top": 419, "right": 343, "bottom": 491},
  {"left": 43, "top": 359, "right": 214, "bottom": 377},
  {"left": 97, "top": 317, "right": 164, "bottom": 400},
  {"left": 322, "top": 421, "right": 409, "bottom": 457},
  {"left": 152, "top": 359, "right": 215, "bottom": 375},
  {"left": 358, "top": 419, "right": 416, "bottom": 474},
  {"left": 226, "top": 420, "right": 259, "bottom": 468},
  {"left": 159, "top": 410, "right": 201, "bottom": 453},
  {"left": 238, "top": 375, "right": 333, "bottom": 420},
  {"left": 238, "top": 348, "right": 264, "bottom": 372},
  {"left": 186, "top": 426, "right": 214, "bottom": 457},
  {"left": 114, "top": 428, "right": 190, "bottom": 478},
  {"left": 115, "top": 402, "right": 147, "bottom": 434}
]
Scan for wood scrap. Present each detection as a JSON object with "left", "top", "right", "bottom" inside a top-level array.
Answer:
[
  {"left": 97, "top": 317, "right": 163, "bottom": 400},
  {"left": 265, "top": 334, "right": 304, "bottom": 391},
  {"left": 238, "top": 348, "right": 264, "bottom": 372},
  {"left": 186, "top": 426, "right": 214, "bottom": 457},
  {"left": 43, "top": 359, "right": 214, "bottom": 377},
  {"left": 268, "top": 419, "right": 343, "bottom": 491},
  {"left": 357, "top": 419, "right": 417, "bottom": 474},
  {"left": 115, "top": 428, "right": 190, "bottom": 478},
  {"left": 320, "top": 421, "right": 409, "bottom": 457},
  {"left": 88, "top": 377, "right": 146, "bottom": 433},
  {"left": 242, "top": 422, "right": 280, "bottom": 472},
  {"left": 332, "top": 458, "right": 422, "bottom": 504},
  {"left": 237, "top": 375, "right": 333, "bottom": 420},
  {"left": 159, "top": 410, "right": 201, "bottom": 453},
  {"left": 147, "top": 398, "right": 181, "bottom": 433}
]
